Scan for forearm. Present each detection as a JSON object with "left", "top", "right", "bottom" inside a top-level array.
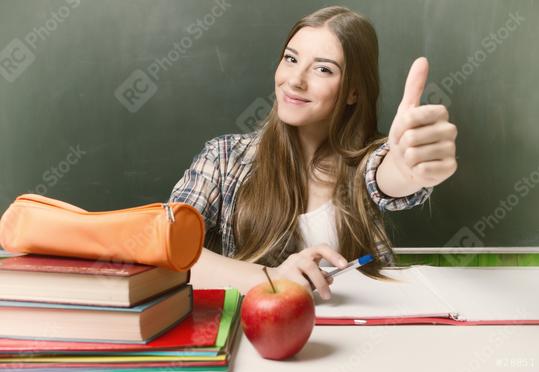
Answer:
[
  {"left": 190, "top": 247, "right": 267, "bottom": 294},
  {"left": 375, "top": 149, "right": 423, "bottom": 198}
]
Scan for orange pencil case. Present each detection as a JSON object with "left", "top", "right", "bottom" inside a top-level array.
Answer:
[{"left": 0, "top": 194, "right": 204, "bottom": 272}]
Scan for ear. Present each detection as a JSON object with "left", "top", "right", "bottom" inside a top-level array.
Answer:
[{"left": 346, "top": 89, "right": 358, "bottom": 105}]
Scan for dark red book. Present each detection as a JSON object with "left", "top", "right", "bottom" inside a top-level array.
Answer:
[{"left": 0, "top": 254, "right": 189, "bottom": 307}]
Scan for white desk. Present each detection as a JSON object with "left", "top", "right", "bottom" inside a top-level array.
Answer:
[
  {"left": 230, "top": 264, "right": 539, "bottom": 371},
  {"left": 232, "top": 325, "right": 538, "bottom": 372},
  {"left": 1, "top": 252, "right": 536, "bottom": 370}
]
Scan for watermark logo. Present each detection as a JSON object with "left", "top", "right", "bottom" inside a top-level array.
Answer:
[
  {"left": 443, "top": 226, "right": 484, "bottom": 266},
  {"left": 0, "top": 0, "right": 81, "bottom": 82},
  {"left": 423, "top": 82, "right": 452, "bottom": 106},
  {"left": 443, "top": 162, "right": 539, "bottom": 265},
  {"left": 445, "top": 226, "right": 484, "bottom": 248},
  {"left": 114, "top": 69, "right": 158, "bottom": 113},
  {"left": 28, "top": 145, "right": 86, "bottom": 195},
  {"left": 114, "top": 0, "right": 231, "bottom": 113},
  {"left": 496, "top": 357, "right": 535, "bottom": 369},
  {"left": 0, "top": 39, "right": 36, "bottom": 82},
  {"left": 235, "top": 91, "right": 275, "bottom": 133},
  {"left": 425, "top": 11, "right": 524, "bottom": 107}
]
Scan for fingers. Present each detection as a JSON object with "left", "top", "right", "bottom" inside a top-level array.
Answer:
[
  {"left": 298, "top": 258, "right": 332, "bottom": 300},
  {"left": 275, "top": 246, "right": 346, "bottom": 300},
  {"left": 304, "top": 245, "right": 347, "bottom": 268},
  {"left": 392, "top": 105, "right": 449, "bottom": 144},
  {"left": 398, "top": 57, "right": 429, "bottom": 111},
  {"left": 275, "top": 260, "right": 312, "bottom": 289},
  {"left": 400, "top": 121, "right": 457, "bottom": 148},
  {"left": 388, "top": 57, "right": 457, "bottom": 188},
  {"left": 412, "top": 158, "right": 458, "bottom": 186},
  {"left": 403, "top": 141, "right": 456, "bottom": 168}
]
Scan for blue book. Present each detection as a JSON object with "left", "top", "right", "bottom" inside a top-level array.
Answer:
[{"left": 0, "top": 285, "right": 192, "bottom": 344}]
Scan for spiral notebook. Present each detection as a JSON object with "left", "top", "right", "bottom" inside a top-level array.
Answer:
[{"left": 315, "top": 265, "right": 539, "bottom": 325}]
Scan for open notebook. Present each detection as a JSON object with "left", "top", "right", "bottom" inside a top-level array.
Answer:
[{"left": 315, "top": 266, "right": 539, "bottom": 325}]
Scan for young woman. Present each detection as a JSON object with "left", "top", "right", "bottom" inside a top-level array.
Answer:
[{"left": 169, "top": 6, "right": 457, "bottom": 299}]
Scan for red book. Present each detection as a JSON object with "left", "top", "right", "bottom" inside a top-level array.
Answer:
[{"left": 0, "top": 254, "right": 189, "bottom": 307}]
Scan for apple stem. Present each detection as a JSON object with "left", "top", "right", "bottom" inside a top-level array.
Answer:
[{"left": 262, "top": 266, "right": 277, "bottom": 293}]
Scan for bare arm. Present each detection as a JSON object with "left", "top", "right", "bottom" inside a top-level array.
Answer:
[
  {"left": 190, "top": 245, "right": 347, "bottom": 299},
  {"left": 190, "top": 248, "right": 269, "bottom": 294}
]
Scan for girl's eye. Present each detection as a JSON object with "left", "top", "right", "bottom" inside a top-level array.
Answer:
[
  {"left": 317, "top": 66, "right": 333, "bottom": 74},
  {"left": 284, "top": 54, "right": 297, "bottom": 63}
]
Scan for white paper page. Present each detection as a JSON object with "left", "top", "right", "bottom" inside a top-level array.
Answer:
[
  {"left": 315, "top": 266, "right": 457, "bottom": 319},
  {"left": 414, "top": 266, "right": 539, "bottom": 321}
]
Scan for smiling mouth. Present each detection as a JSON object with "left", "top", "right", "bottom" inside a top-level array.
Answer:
[{"left": 283, "top": 92, "right": 311, "bottom": 105}]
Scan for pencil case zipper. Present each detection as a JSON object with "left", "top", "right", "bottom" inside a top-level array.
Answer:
[{"left": 15, "top": 195, "right": 176, "bottom": 223}]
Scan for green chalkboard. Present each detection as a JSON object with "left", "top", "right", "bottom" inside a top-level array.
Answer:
[{"left": 0, "top": 0, "right": 537, "bottom": 249}]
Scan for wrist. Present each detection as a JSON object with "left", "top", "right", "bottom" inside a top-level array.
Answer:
[{"left": 376, "top": 149, "right": 424, "bottom": 197}]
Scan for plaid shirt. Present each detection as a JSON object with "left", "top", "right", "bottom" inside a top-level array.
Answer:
[{"left": 169, "top": 130, "right": 432, "bottom": 265}]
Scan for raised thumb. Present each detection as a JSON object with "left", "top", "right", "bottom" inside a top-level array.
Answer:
[{"left": 398, "top": 57, "right": 429, "bottom": 112}]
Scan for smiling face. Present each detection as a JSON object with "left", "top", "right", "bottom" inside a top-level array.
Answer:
[{"left": 275, "top": 26, "right": 351, "bottom": 130}]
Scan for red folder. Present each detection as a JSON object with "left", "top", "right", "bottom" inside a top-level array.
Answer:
[{"left": 316, "top": 317, "right": 539, "bottom": 326}]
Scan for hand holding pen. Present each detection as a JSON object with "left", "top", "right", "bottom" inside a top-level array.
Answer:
[
  {"left": 324, "top": 254, "right": 374, "bottom": 278},
  {"left": 268, "top": 245, "right": 351, "bottom": 300},
  {"left": 305, "top": 254, "right": 375, "bottom": 297},
  {"left": 267, "top": 244, "right": 376, "bottom": 300}
]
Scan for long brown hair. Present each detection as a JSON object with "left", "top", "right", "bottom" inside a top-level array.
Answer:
[{"left": 233, "top": 6, "right": 393, "bottom": 278}]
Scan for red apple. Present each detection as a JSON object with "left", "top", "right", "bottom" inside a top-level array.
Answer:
[{"left": 240, "top": 278, "right": 315, "bottom": 360}]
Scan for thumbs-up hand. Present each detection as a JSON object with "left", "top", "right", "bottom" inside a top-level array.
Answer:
[{"left": 386, "top": 57, "right": 457, "bottom": 191}]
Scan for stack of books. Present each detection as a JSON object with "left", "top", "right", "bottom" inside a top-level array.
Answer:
[{"left": 0, "top": 252, "right": 242, "bottom": 371}]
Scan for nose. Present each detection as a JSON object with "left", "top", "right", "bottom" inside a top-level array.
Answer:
[{"left": 287, "top": 67, "right": 307, "bottom": 91}]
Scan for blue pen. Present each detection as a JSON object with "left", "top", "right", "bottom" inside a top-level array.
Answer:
[
  {"left": 307, "top": 254, "right": 375, "bottom": 291},
  {"left": 325, "top": 254, "right": 374, "bottom": 278}
]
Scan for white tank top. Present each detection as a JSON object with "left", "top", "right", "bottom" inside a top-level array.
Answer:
[{"left": 297, "top": 200, "right": 339, "bottom": 266}]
